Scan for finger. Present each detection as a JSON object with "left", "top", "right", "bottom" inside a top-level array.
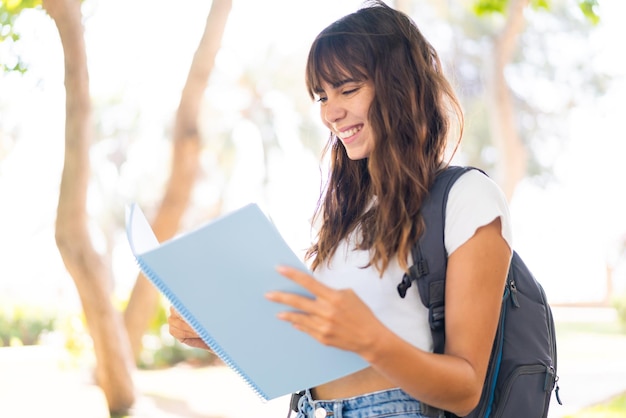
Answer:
[
  {"left": 168, "top": 306, "right": 196, "bottom": 331},
  {"left": 169, "top": 323, "right": 196, "bottom": 340},
  {"left": 167, "top": 310, "right": 186, "bottom": 327},
  {"left": 276, "top": 309, "right": 341, "bottom": 348},
  {"left": 265, "top": 290, "right": 320, "bottom": 316},
  {"left": 180, "top": 337, "right": 210, "bottom": 350},
  {"left": 276, "top": 309, "right": 320, "bottom": 330},
  {"left": 170, "top": 325, "right": 197, "bottom": 339},
  {"left": 168, "top": 305, "right": 185, "bottom": 322},
  {"left": 168, "top": 313, "right": 199, "bottom": 339},
  {"left": 275, "top": 265, "right": 333, "bottom": 298}
]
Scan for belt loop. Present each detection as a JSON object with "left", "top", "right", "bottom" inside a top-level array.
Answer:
[
  {"left": 290, "top": 391, "right": 305, "bottom": 413},
  {"left": 421, "top": 403, "right": 445, "bottom": 418},
  {"left": 333, "top": 400, "right": 342, "bottom": 418}
]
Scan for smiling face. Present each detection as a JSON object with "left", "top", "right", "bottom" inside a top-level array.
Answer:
[{"left": 315, "top": 78, "right": 375, "bottom": 160}]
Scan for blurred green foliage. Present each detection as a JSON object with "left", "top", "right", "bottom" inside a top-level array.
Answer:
[
  {"left": 473, "top": 0, "right": 548, "bottom": 15},
  {"left": 0, "top": 0, "right": 42, "bottom": 43},
  {"left": 0, "top": 300, "right": 215, "bottom": 369},
  {"left": 0, "top": 0, "right": 42, "bottom": 72},
  {"left": 137, "top": 298, "right": 215, "bottom": 369},
  {"left": 0, "top": 305, "right": 55, "bottom": 346},
  {"left": 472, "top": 0, "right": 599, "bottom": 25},
  {"left": 567, "top": 392, "right": 626, "bottom": 417}
]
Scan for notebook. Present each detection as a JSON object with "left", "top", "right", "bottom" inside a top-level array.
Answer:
[{"left": 125, "top": 202, "right": 368, "bottom": 401}]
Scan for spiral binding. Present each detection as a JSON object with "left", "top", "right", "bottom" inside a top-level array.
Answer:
[{"left": 134, "top": 257, "right": 269, "bottom": 401}]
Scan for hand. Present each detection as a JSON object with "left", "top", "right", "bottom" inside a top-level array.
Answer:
[
  {"left": 167, "top": 306, "right": 211, "bottom": 350},
  {"left": 265, "top": 265, "right": 387, "bottom": 357}
]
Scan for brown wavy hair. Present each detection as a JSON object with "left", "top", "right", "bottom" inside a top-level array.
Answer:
[{"left": 305, "top": 0, "right": 463, "bottom": 275}]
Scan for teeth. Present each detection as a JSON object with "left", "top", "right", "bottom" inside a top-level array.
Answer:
[{"left": 337, "top": 126, "right": 361, "bottom": 139}]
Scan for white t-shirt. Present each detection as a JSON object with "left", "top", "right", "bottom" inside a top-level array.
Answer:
[{"left": 313, "top": 170, "right": 513, "bottom": 352}]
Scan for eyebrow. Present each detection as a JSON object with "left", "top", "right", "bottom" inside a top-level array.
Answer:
[{"left": 314, "top": 78, "right": 359, "bottom": 94}]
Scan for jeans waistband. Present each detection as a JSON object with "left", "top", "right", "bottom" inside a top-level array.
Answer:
[{"left": 291, "top": 388, "right": 445, "bottom": 418}]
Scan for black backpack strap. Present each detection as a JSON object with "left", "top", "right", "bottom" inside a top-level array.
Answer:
[{"left": 397, "top": 165, "right": 478, "bottom": 355}]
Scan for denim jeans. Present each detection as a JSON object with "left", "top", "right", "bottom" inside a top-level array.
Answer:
[{"left": 294, "top": 388, "right": 444, "bottom": 418}]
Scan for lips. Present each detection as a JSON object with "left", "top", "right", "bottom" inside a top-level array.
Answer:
[{"left": 336, "top": 125, "right": 362, "bottom": 140}]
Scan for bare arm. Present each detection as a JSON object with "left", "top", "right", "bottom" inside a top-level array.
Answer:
[
  {"left": 365, "top": 217, "right": 510, "bottom": 414},
  {"left": 266, "top": 217, "right": 510, "bottom": 416}
]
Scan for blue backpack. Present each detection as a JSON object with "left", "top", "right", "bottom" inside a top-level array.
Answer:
[{"left": 397, "top": 165, "right": 561, "bottom": 418}]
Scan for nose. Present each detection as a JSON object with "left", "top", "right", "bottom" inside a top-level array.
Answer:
[{"left": 323, "top": 99, "right": 346, "bottom": 125}]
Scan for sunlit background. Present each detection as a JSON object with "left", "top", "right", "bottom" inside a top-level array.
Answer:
[
  {"left": 3, "top": 0, "right": 624, "bottom": 311},
  {"left": 1, "top": 0, "right": 625, "bottom": 417}
]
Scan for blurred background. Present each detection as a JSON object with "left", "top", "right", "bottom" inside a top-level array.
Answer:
[{"left": 1, "top": 0, "right": 625, "bottom": 417}]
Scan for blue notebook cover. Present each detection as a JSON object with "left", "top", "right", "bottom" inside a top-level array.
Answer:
[{"left": 125, "top": 202, "right": 368, "bottom": 401}]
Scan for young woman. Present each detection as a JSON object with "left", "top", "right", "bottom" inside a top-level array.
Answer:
[{"left": 169, "top": 1, "right": 512, "bottom": 417}]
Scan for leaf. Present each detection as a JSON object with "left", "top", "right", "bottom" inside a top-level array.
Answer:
[
  {"left": 531, "top": 0, "right": 550, "bottom": 11},
  {"left": 473, "top": 0, "right": 508, "bottom": 15},
  {"left": 6, "top": 0, "right": 22, "bottom": 11},
  {"left": 579, "top": 0, "right": 600, "bottom": 25},
  {"left": 472, "top": 0, "right": 601, "bottom": 24}
]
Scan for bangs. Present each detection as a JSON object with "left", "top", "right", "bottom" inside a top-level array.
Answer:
[{"left": 306, "top": 33, "right": 369, "bottom": 99}]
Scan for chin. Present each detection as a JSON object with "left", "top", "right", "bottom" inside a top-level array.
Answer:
[
  {"left": 346, "top": 154, "right": 364, "bottom": 161},
  {"left": 347, "top": 154, "right": 369, "bottom": 161},
  {"left": 344, "top": 147, "right": 371, "bottom": 161}
]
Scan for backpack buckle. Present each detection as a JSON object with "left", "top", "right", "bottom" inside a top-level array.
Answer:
[
  {"left": 397, "top": 259, "right": 429, "bottom": 299},
  {"left": 397, "top": 273, "right": 413, "bottom": 298},
  {"left": 429, "top": 304, "right": 445, "bottom": 331}
]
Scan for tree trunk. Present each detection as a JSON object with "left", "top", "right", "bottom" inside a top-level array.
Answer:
[
  {"left": 485, "top": 0, "right": 530, "bottom": 200},
  {"left": 43, "top": 0, "right": 135, "bottom": 414},
  {"left": 124, "top": 0, "right": 233, "bottom": 362}
]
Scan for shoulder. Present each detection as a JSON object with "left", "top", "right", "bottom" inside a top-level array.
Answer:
[
  {"left": 450, "top": 169, "right": 506, "bottom": 204},
  {"left": 444, "top": 168, "right": 513, "bottom": 255}
]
